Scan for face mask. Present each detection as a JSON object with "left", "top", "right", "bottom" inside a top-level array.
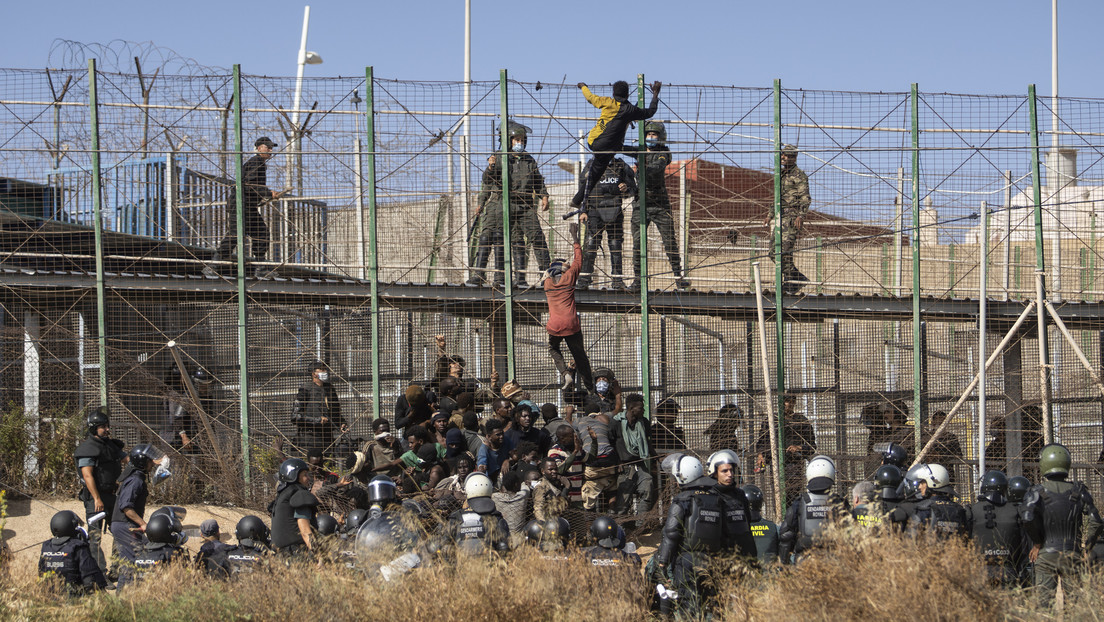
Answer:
[
  {"left": 596, "top": 379, "right": 610, "bottom": 395},
  {"left": 317, "top": 372, "right": 329, "bottom": 382},
  {"left": 645, "top": 138, "right": 658, "bottom": 147},
  {"left": 512, "top": 142, "right": 525, "bottom": 153},
  {"left": 529, "top": 480, "right": 540, "bottom": 490}
]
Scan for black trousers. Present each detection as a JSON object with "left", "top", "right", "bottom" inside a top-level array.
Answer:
[
  {"left": 215, "top": 206, "right": 270, "bottom": 260},
  {"left": 548, "top": 331, "right": 593, "bottom": 392},
  {"left": 571, "top": 149, "right": 618, "bottom": 209}
]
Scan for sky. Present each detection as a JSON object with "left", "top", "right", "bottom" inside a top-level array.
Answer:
[{"left": 6, "top": 0, "right": 1104, "bottom": 98}]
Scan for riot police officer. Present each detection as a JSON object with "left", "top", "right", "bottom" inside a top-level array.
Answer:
[
  {"left": 352, "top": 476, "right": 423, "bottom": 578},
  {"left": 575, "top": 155, "right": 637, "bottom": 290},
  {"left": 966, "top": 470, "right": 1024, "bottom": 587},
  {"left": 73, "top": 406, "right": 126, "bottom": 573},
  {"left": 741, "top": 484, "right": 779, "bottom": 566},
  {"left": 852, "top": 464, "right": 908, "bottom": 530},
  {"left": 38, "top": 510, "right": 107, "bottom": 595},
  {"left": 523, "top": 517, "right": 572, "bottom": 558},
  {"left": 653, "top": 454, "right": 756, "bottom": 619},
  {"left": 1020, "top": 444, "right": 1103, "bottom": 605},
  {"left": 906, "top": 463, "right": 968, "bottom": 539},
  {"left": 1007, "top": 475, "right": 1034, "bottom": 585},
  {"left": 122, "top": 512, "right": 187, "bottom": 588},
  {"left": 433, "top": 473, "right": 510, "bottom": 559},
  {"left": 584, "top": 515, "right": 642, "bottom": 569},
  {"left": 778, "top": 455, "right": 847, "bottom": 564},
  {"left": 110, "top": 444, "right": 162, "bottom": 564},
  {"left": 708, "top": 449, "right": 755, "bottom": 558},
  {"left": 270, "top": 458, "right": 320, "bottom": 557},
  {"left": 223, "top": 515, "right": 273, "bottom": 576}
]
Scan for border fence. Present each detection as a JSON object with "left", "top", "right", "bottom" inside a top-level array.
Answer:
[{"left": 1, "top": 62, "right": 1104, "bottom": 517}]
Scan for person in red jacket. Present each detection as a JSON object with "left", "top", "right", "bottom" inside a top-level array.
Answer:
[{"left": 544, "top": 222, "right": 593, "bottom": 393}]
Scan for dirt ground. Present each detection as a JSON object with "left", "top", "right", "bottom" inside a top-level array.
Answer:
[{"left": 2, "top": 495, "right": 661, "bottom": 575}]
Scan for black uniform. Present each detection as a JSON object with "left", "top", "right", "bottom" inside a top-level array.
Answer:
[
  {"left": 110, "top": 467, "right": 149, "bottom": 563},
  {"left": 223, "top": 541, "right": 271, "bottom": 576},
  {"left": 195, "top": 540, "right": 233, "bottom": 579},
  {"left": 748, "top": 516, "right": 780, "bottom": 566},
  {"left": 73, "top": 433, "right": 126, "bottom": 571},
  {"left": 654, "top": 476, "right": 757, "bottom": 618},
  {"left": 907, "top": 492, "right": 968, "bottom": 539},
  {"left": 435, "top": 502, "right": 510, "bottom": 558},
  {"left": 122, "top": 542, "right": 185, "bottom": 587},
  {"left": 1020, "top": 478, "right": 1103, "bottom": 604},
  {"left": 270, "top": 482, "right": 320, "bottom": 556},
  {"left": 471, "top": 151, "right": 551, "bottom": 284},
  {"left": 584, "top": 546, "right": 642, "bottom": 569},
  {"left": 778, "top": 489, "right": 848, "bottom": 563},
  {"left": 291, "top": 380, "right": 344, "bottom": 456},
  {"left": 576, "top": 158, "right": 637, "bottom": 289},
  {"left": 966, "top": 498, "right": 1025, "bottom": 586},
  {"left": 621, "top": 143, "right": 684, "bottom": 284},
  {"left": 38, "top": 535, "right": 107, "bottom": 595},
  {"left": 215, "top": 153, "right": 273, "bottom": 261}
]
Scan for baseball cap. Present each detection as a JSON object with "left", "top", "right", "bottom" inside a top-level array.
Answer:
[
  {"left": 200, "top": 519, "right": 220, "bottom": 537},
  {"left": 255, "top": 136, "right": 278, "bottom": 149}
]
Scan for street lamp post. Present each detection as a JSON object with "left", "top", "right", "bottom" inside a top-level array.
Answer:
[{"left": 289, "top": 5, "right": 323, "bottom": 192}]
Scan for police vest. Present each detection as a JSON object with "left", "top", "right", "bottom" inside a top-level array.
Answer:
[
  {"left": 591, "top": 159, "right": 629, "bottom": 215},
  {"left": 74, "top": 435, "right": 125, "bottom": 495},
  {"left": 852, "top": 503, "right": 883, "bottom": 528},
  {"left": 132, "top": 543, "right": 181, "bottom": 583},
  {"left": 682, "top": 489, "right": 726, "bottom": 554},
  {"left": 1038, "top": 482, "right": 1087, "bottom": 553},
  {"left": 585, "top": 546, "right": 641, "bottom": 568},
  {"left": 749, "top": 519, "right": 779, "bottom": 563},
  {"left": 39, "top": 537, "right": 87, "bottom": 588},
  {"left": 797, "top": 491, "right": 832, "bottom": 551},
  {"left": 915, "top": 496, "right": 968, "bottom": 538},
  {"left": 225, "top": 543, "right": 268, "bottom": 575},
  {"left": 969, "top": 500, "right": 1022, "bottom": 564},
  {"left": 270, "top": 483, "right": 317, "bottom": 550},
  {"left": 455, "top": 511, "right": 492, "bottom": 556}
]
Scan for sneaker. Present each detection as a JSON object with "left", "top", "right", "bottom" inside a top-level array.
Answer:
[
  {"left": 610, "top": 278, "right": 627, "bottom": 291},
  {"left": 675, "top": 277, "right": 691, "bottom": 290},
  {"left": 561, "top": 371, "right": 575, "bottom": 391}
]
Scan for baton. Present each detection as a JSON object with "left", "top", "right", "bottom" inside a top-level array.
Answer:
[{"left": 562, "top": 208, "right": 584, "bottom": 221}]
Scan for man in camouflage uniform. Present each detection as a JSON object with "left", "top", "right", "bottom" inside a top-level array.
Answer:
[
  {"left": 468, "top": 121, "right": 551, "bottom": 287},
  {"left": 622, "top": 121, "right": 689, "bottom": 291},
  {"left": 764, "top": 144, "right": 811, "bottom": 294}
]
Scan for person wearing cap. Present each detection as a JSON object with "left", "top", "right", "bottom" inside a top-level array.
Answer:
[
  {"left": 905, "top": 463, "right": 968, "bottom": 539},
  {"left": 207, "top": 136, "right": 284, "bottom": 275},
  {"left": 429, "top": 410, "right": 452, "bottom": 446},
  {"left": 195, "top": 519, "right": 232, "bottom": 579},
  {"left": 543, "top": 222, "right": 595, "bottom": 393},
  {"left": 762, "top": 144, "right": 811, "bottom": 294},
  {"left": 291, "top": 361, "right": 345, "bottom": 459}
]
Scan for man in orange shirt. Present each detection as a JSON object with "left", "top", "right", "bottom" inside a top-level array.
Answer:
[{"left": 544, "top": 222, "right": 593, "bottom": 393}]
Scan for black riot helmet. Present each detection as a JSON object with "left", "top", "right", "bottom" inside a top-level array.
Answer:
[
  {"left": 278, "top": 458, "right": 310, "bottom": 484},
  {"left": 740, "top": 484, "right": 765, "bottom": 513},
  {"left": 1008, "top": 476, "right": 1032, "bottom": 503},
  {"left": 128, "top": 444, "right": 162, "bottom": 472},
  {"left": 881, "top": 442, "right": 909, "bottom": 469},
  {"left": 235, "top": 515, "right": 270, "bottom": 544},
  {"left": 874, "top": 464, "right": 903, "bottom": 490},
  {"left": 524, "top": 519, "right": 545, "bottom": 546},
  {"left": 50, "top": 510, "right": 83, "bottom": 538},
  {"left": 86, "top": 406, "right": 110, "bottom": 436},
  {"left": 316, "top": 514, "right": 339, "bottom": 536},
  {"left": 145, "top": 513, "right": 185, "bottom": 545},
  {"left": 590, "top": 515, "right": 625, "bottom": 550},
  {"left": 979, "top": 470, "right": 1009, "bottom": 505},
  {"left": 344, "top": 509, "right": 370, "bottom": 534},
  {"left": 367, "top": 475, "right": 398, "bottom": 506}
]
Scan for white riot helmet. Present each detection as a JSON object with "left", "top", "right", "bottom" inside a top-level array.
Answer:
[
  {"left": 805, "top": 455, "right": 836, "bottom": 490},
  {"left": 463, "top": 472, "right": 494, "bottom": 499},
  {"left": 917, "top": 463, "right": 953, "bottom": 493},
  {"left": 670, "top": 454, "right": 703, "bottom": 485},
  {"left": 706, "top": 450, "right": 740, "bottom": 478}
]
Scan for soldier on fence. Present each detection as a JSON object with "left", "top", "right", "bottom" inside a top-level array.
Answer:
[
  {"left": 763, "top": 144, "right": 811, "bottom": 294},
  {"left": 207, "top": 136, "right": 285, "bottom": 277},
  {"left": 620, "top": 120, "right": 689, "bottom": 291}
]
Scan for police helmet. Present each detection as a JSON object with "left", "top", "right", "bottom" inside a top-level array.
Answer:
[
  {"left": 881, "top": 442, "right": 909, "bottom": 469},
  {"left": 235, "top": 515, "right": 270, "bottom": 543},
  {"left": 50, "top": 510, "right": 83, "bottom": 538},
  {"left": 145, "top": 513, "right": 185, "bottom": 545},
  {"left": 782, "top": 144, "right": 799, "bottom": 156},
  {"left": 464, "top": 472, "right": 494, "bottom": 499},
  {"left": 740, "top": 484, "right": 765, "bottom": 512},
  {"left": 344, "top": 509, "right": 370, "bottom": 534},
  {"left": 524, "top": 519, "right": 545, "bottom": 545},
  {"left": 278, "top": 458, "right": 310, "bottom": 483},
  {"left": 1039, "top": 443, "right": 1071, "bottom": 477},
  {"left": 979, "top": 470, "right": 1009, "bottom": 505},
  {"left": 1008, "top": 476, "right": 1032, "bottom": 503},
  {"left": 874, "top": 464, "right": 904, "bottom": 490},
  {"left": 706, "top": 449, "right": 740, "bottom": 478},
  {"left": 128, "top": 443, "right": 163, "bottom": 471},
  {"left": 316, "top": 514, "right": 339, "bottom": 536},
  {"left": 644, "top": 120, "right": 666, "bottom": 142},
  {"left": 86, "top": 406, "right": 110, "bottom": 436},
  {"left": 367, "top": 475, "right": 398, "bottom": 505},
  {"left": 901, "top": 464, "right": 926, "bottom": 499},
  {"left": 917, "top": 463, "right": 952, "bottom": 492},
  {"left": 805, "top": 455, "right": 837, "bottom": 490},
  {"left": 193, "top": 368, "right": 213, "bottom": 384},
  {"left": 669, "top": 454, "right": 703, "bottom": 486},
  {"left": 590, "top": 515, "right": 626, "bottom": 550}
]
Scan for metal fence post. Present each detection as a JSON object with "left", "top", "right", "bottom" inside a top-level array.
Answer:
[
  {"left": 911, "top": 83, "right": 923, "bottom": 456},
  {"left": 232, "top": 65, "right": 250, "bottom": 481},
  {"left": 637, "top": 74, "right": 651, "bottom": 412},
  {"left": 87, "top": 59, "right": 109, "bottom": 407},
  {"left": 499, "top": 69, "right": 516, "bottom": 381},
  {"left": 772, "top": 79, "right": 787, "bottom": 506},
  {"left": 366, "top": 67, "right": 381, "bottom": 422},
  {"left": 1029, "top": 84, "right": 1053, "bottom": 441}
]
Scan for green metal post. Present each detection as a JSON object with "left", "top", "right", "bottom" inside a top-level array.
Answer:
[
  {"left": 948, "top": 244, "right": 956, "bottom": 297},
  {"left": 772, "top": 79, "right": 786, "bottom": 504},
  {"left": 87, "top": 59, "right": 109, "bottom": 407},
  {"left": 232, "top": 65, "right": 250, "bottom": 481},
  {"left": 637, "top": 74, "right": 651, "bottom": 413},
  {"left": 499, "top": 70, "right": 516, "bottom": 381},
  {"left": 911, "top": 83, "right": 922, "bottom": 456},
  {"left": 1028, "top": 84, "right": 1052, "bottom": 437},
  {"left": 815, "top": 235, "right": 823, "bottom": 294},
  {"left": 366, "top": 68, "right": 381, "bottom": 422}
]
